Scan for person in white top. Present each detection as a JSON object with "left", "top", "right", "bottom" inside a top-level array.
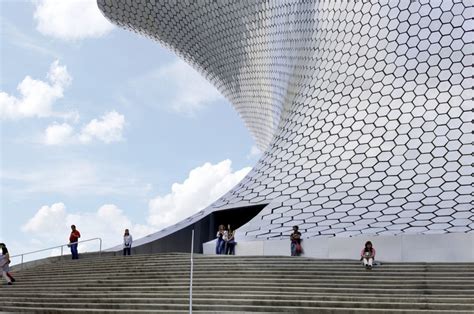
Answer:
[
  {"left": 123, "top": 229, "right": 133, "bottom": 256},
  {"left": 0, "top": 243, "right": 15, "bottom": 285},
  {"left": 215, "top": 225, "right": 227, "bottom": 255}
]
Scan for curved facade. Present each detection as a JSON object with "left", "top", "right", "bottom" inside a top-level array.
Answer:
[{"left": 98, "top": 0, "right": 473, "bottom": 245}]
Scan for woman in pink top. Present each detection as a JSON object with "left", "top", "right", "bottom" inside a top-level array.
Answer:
[{"left": 360, "top": 241, "right": 376, "bottom": 269}]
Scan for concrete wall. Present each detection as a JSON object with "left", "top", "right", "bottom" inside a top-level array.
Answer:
[{"left": 203, "top": 233, "right": 474, "bottom": 262}]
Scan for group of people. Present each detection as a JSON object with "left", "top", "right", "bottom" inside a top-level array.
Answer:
[
  {"left": 2, "top": 224, "right": 378, "bottom": 285},
  {"left": 215, "top": 224, "right": 236, "bottom": 255},
  {"left": 290, "top": 226, "right": 376, "bottom": 269}
]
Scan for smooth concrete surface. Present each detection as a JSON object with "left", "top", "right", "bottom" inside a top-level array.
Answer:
[
  {"left": 203, "top": 239, "right": 265, "bottom": 256},
  {"left": 203, "top": 233, "right": 474, "bottom": 262}
]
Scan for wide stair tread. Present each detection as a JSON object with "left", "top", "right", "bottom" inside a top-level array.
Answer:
[{"left": 1, "top": 253, "right": 473, "bottom": 313}]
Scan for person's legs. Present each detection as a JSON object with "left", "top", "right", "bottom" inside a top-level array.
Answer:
[
  {"left": 226, "top": 242, "right": 234, "bottom": 255},
  {"left": 296, "top": 243, "right": 302, "bottom": 256},
  {"left": 363, "top": 257, "right": 368, "bottom": 266},
  {"left": 2, "top": 270, "right": 11, "bottom": 284},
  {"left": 123, "top": 248, "right": 126, "bottom": 256},
  {"left": 127, "top": 248, "right": 131, "bottom": 255},
  {"left": 291, "top": 242, "right": 296, "bottom": 256},
  {"left": 6, "top": 272, "right": 15, "bottom": 282},
  {"left": 219, "top": 241, "right": 225, "bottom": 254},
  {"left": 216, "top": 239, "right": 222, "bottom": 254},
  {"left": 71, "top": 243, "right": 78, "bottom": 259},
  {"left": 368, "top": 258, "right": 373, "bottom": 267}
]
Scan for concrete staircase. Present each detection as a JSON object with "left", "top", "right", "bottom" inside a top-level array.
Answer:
[{"left": 1, "top": 253, "right": 473, "bottom": 313}]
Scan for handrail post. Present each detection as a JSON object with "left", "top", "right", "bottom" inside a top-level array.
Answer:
[
  {"left": 99, "top": 238, "right": 102, "bottom": 256},
  {"left": 21, "top": 255, "right": 24, "bottom": 270},
  {"left": 189, "top": 229, "right": 194, "bottom": 314}
]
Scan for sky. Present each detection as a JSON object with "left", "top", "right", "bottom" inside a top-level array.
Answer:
[{"left": 0, "top": 0, "right": 261, "bottom": 262}]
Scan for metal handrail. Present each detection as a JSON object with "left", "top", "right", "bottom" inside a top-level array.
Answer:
[{"left": 10, "top": 237, "right": 102, "bottom": 268}]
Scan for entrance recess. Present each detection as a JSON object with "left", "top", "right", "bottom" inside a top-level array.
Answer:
[{"left": 133, "top": 204, "right": 267, "bottom": 254}]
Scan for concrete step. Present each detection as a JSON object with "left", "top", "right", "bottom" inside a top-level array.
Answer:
[
  {"left": 2, "top": 289, "right": 472, "bottom": 298},
  {"left": 12, "top": 273, "right": 473, "bottom": 283},
  {"left": 15, "top": 264, "right": 474, "bottom": 275},
  {"left": 28, "top": 262, "right": 473, "bottom": 269},
  {"left": 19, "top": 254, "right": 473, "bottom": 266},
  {"left": 3, "top": 305, "right": 472, "bottom": 313},
  {"left": 8, "top": 277, "right": 474, "bottom": 287},
  {"left": 23, "top": 257, "right": 474, "bottom": 266},
  {"left": 1, "top": 293, "right": 473, "bottom": 304},
  {"left": 1, "top": 295, "right": 473, "bottom": 310},
  {"left": 6, "top": 276, "right": 474, "bottom": 286},
  {"left": 2, "top": 253, "right": 473, "bottom": 313},
  {"left": 3, "top": 285, "right": 473, "bottom": 296},
  {"left": 1, "top": 299, "right": 474, "bottom": 311}
]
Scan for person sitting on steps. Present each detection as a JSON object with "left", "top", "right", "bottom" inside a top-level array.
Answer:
[{"left": 360, "top": 241, "right": 376, "bottom": 269}]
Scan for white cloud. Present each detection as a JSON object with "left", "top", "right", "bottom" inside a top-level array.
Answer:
[
  {"left": 22, "top": 203, "right": 154, "bottom": 251},
  {"left": 44, "top": 122, "right": 74, "bottom": 145},
  {"left": 16, "top": 159, "right": 251, "bottom": 254},
  {"left": 132, "top": 59, "right": 224, "bottom": 115},
  {"left": 148, "top": 159, "right": 251, "bottom": 229},
  {"left": 79, "top": 111, "right": 125, "bottom": 143},
  {"left": 22, "top": 202, "right": 67, "bottom": 234},
  {"left": 33, "top": 0, "right": 114, "bottom": 40},
  {"left": 0, "top": 60, "right": 71, "bottom": 120},
  {"left": 42, "top": 111, "right": 125, "bottom": 145}
]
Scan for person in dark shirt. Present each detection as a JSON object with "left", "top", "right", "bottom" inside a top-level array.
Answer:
[
  {"left": 0, "top": 243, "right": 15, "bottom": 284},
  {"left": 290, "top": 226, "right": 302, "bottom": 256},
  {"left": 69, "top": 225, "right": 81, "bottom": 260}
]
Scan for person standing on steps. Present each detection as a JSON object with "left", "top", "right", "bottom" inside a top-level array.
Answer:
[
  {"left": 290, "top": 226, "right": 302, "bottom": 256},
  {"left": 123, "top": 229, "right": 133, "bottom": 256},
  {"left": 225, "top": 225, "right": 236, "bottom": 255},
  {"left": 69, "top": 225, "right": 81, "bottom": 260},
  {"left": 216, "top": 224, "right": 227, "bottom": 255},
  {"left": 0, "top": 243, "right": 15, "bottom": 285},
  {"left": 360, "top": 241, "right": 376, "bottom": 269}
]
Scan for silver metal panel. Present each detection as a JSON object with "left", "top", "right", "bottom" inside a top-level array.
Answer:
[{"left": 98, "top": 0, "right": 473, "bottom": 243}]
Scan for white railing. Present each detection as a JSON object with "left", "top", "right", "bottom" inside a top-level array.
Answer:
[{"left": 10, "top": 237, "right": 102, "bottom": 269}]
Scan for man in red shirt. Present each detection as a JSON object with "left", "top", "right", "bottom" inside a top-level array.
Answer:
[{"left": 69, "top": 225, "right": 81, "bottom": 260}]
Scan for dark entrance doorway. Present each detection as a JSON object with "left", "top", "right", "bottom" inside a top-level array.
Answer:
[{"left": 133, "top": 204, "right": 267, "bottom": 254}]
